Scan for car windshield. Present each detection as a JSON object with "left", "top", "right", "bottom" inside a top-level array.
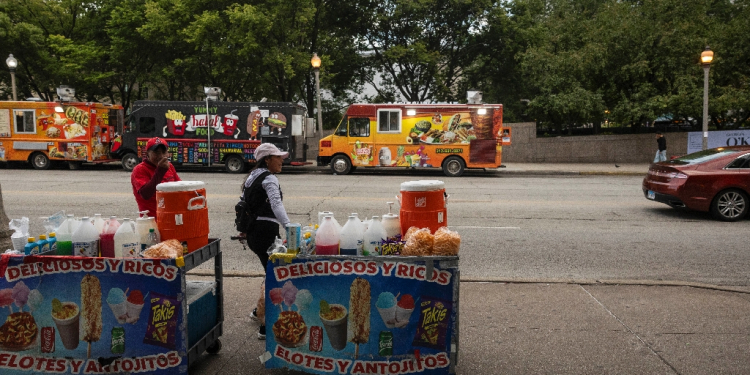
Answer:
[{"left": 669, "top": 148, "right": 742, "bottom": 165}]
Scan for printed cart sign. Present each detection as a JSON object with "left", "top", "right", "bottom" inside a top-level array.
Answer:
[
  {"left": 0, "top": 255, "right": 187, "bottom": 374},
  {"left": 264, "top": 256, "right": 459, "bottom": 375}
]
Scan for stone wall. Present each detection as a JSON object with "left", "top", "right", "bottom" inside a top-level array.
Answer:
[{"left": 295, "top": 123, "right": 687, "bottom": 164}]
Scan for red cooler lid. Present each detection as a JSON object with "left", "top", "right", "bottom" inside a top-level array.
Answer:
[{"left": 400, "top": 180, "right": 445, "bottom": 192}]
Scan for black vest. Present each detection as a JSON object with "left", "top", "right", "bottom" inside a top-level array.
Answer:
[{"left": 245, "top": 172, "right": 283, "bottom": 218}]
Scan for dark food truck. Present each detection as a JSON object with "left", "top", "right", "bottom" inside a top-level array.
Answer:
[{"left": 114, "top": 100, "right": 307, "bottom": 173}]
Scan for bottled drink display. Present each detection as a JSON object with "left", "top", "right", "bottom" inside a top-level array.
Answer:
[
  {"left": 339, "top": 216, "right": 364, "bottom": 256},
  {"left": 72, "top": 217, "right": 100, "bottom": 257},
  {"left": 24, "top": 237, "right": 39, "bottom": 255},
  {"left": 114, "top": 219, "right": 139, "bottom": 258},
  {"left": 363, "top": 216, "right": 387, "bottom": 256}
]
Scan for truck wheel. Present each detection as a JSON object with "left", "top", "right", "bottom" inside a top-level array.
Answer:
[
  {"left": 30, "top": 152, "right": 51, "bottom": 170},
  {"left": 224, "top": 155, "right": 245, "bottom": 173},
  {"left": 121, "top": 153, "right": 139, "bottom": 172},
  {"left": 442, "top": 156, "right": 465, "bottom": 177},
  {"left": 330, "top": 155, "right": 352, "bottom": 175}
]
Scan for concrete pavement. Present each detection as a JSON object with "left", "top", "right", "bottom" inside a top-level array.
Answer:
[{"left": 183, "top": 161, "right": 749, "bottom": 375}]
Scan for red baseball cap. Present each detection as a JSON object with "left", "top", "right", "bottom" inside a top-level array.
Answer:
[{"left": 146, "top": 137, "right": 167, "bottom": 152}]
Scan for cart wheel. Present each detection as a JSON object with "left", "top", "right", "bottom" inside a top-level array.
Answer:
[{"left": 206, "top": 339, "right": 222, "bottom": 354}]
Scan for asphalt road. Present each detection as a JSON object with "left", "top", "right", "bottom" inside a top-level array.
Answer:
[{"left": 1, "top": 165, "right": 748, "bottom": 287}]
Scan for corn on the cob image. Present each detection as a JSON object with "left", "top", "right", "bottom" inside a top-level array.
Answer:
[
  {"left": 348, "top": 277, "right": 370, "bottom": 358},
  {"left": 80, "top": 274, "right": 102, "bottom": 358}
]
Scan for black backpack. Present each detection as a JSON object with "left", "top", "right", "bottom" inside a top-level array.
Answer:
[{"left": 235, "top": 171, "right": 270, "bottom": 233}]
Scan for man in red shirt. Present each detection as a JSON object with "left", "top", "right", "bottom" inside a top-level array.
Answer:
[{"left": 131, "top": 137, "right": 181, "bottom": 218}]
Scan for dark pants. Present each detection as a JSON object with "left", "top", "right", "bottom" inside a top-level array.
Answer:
[{"left": 246, "top": 219, "right": 279, "bottom": 272}]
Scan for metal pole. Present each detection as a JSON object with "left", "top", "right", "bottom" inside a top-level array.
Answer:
[
  {"left": 702, "top": 65, "right": 710, "bottom": 150},
  {"left": 10, "top": 70, "right": 16, "bottom": 101},
  {"left": 315, "top": 68, "right": 322, "bottom": 132},
  {"left": 206, "top": 96, "right": 211, "bottom": 167}
]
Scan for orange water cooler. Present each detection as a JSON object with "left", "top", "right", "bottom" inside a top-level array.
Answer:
[
  {"left": 156, "top": 181, "right": 209, "bottom": 253},
  {"left": 398, "top": 180, "right": 448, "bottom": 235}
]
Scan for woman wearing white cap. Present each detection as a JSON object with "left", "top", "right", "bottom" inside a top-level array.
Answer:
[{"left": 240, "top": 143, "right": 290, "bottom": 339}]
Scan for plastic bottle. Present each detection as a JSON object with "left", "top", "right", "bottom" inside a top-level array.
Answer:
[
  {"left": 363, "top": 216, "right": 387, "bottom": 256},
  {"left": 315, "top": 216, "right": 340, "bottom": 255},
  {"left": 382, "top": 202, "right": 401, "bottom": 239},
  {"left": 136, "top": 214, "right": 160, "bottom": 253},
  {"left": 339, "top": 215, "right": 364, "bottom": 256},
  {"left": 47, "top": 232, "right": 57, "bottom": 254},
  {"left": 56, "top": 214, "right": 75, "bottom": 256},
  {"left": 24, "top": 237, "right": 39, "bottom": 256},
  {"left": 100, "top": 216, "right": 120, "bottom": 258},
  {"left": 350, "top": 213, "right": 366, "bottom": 234},
  {"left": 73, "top": 216, "right": 100, "bottom": 257},
  {"left": 146, "top": 228, "right": 159, "bottom": 250},
  {"left": 36, "top": 234, "right": 50, "bottom": 254},
  {"left": 92, "top": 214, "right": 106, "bottom": 234},
  {"left": 114, "top": 218, "right": 139, "bottom": 258}
]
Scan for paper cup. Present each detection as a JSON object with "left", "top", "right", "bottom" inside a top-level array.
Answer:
[
  {"left": 11, "top": 236, "right": 27, "bottom": 252},
  {"left": 51, "top": 302, "right": 80, "bottom": 350},
  {"left": 320, "top": 304, "right": 348, "bottom": 351},
  {"left": 395, "top": 306, "right": 414, "bottom": 326},
  {"left": 126, "top": 301, "right": 145, "bottom": 324},
  {"left": 108, "top": 301, "right": 128, "bottom": 324},
  {"left": 377, "top": 305, "right": 397, "bottom": 329}
]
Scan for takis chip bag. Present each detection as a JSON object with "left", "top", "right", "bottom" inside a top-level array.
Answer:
[
  {"left": 143, "top": 292, "right": 180, "bottom": 350},
  {"left": 412, "top": 296, "right": 452, "bottom": 350}
]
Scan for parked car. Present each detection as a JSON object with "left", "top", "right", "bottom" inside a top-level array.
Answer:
[{"left": 642, "top": 146, "right": 750, "bottom": 221}]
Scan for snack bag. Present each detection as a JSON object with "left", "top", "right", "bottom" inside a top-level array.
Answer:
[
  {"left": 412, "top": 296, "right": 452, "bottom": 350},
  {"left": 432, "top": 227, "right": 460, "bottom": 255},
  {"left": 143, "top": 292, "right": 181, "bottom": 350},
  {"left": 402, "top": 227, "right": 433, "bottom": 256}
]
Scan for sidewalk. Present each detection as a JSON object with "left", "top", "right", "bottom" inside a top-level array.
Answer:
[{"left": 187, "top": 276, "right": 750, "bottom": 375}]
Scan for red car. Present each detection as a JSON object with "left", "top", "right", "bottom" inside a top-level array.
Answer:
[{"left": 642, "top": 146, "right": 750, "bottom": 221}]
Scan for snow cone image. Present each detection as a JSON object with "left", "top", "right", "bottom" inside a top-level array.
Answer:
[
  {"left": 376, "top": 292, "right": 397, "bottom": 328},
  {"left": 395, "top": 294, "right": 415, "bottom": 326},
  {"left": 106, "top": 288, "right": 128, "bottom": 324}
]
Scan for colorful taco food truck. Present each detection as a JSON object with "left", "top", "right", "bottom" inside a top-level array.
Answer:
[
  {"left": 0, "top": 88, "right": 124, "bottom": 170},
  {"left": 317, "top": 103, "right": 510, "bottom": 177},
  {"left": 115, "top": 101, "right": 309, "bottom": 173}
]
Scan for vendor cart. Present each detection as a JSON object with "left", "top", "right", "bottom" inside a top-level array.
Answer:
[
  {"left": 0, "top": 239, "right": 224, "bottom": 375},
  {"left": 262, "top": 255, "right": 459, "bottom": 375}
]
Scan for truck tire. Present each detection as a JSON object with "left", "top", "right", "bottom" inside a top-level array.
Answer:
[
  {"left": 442, "top": 156, "right": 465, "bottom": 177},
  {"left": 121, "top": 152, "right": 139, "bottom": 172},
  {"left": 330, "top": 155, "right": 352, "bottom": 175},
  {"left": 224, "top": 154, "right": 246, "bottom": 173},
  {"left": 30, "top": 152, "right": 51, "bottom": 170}
]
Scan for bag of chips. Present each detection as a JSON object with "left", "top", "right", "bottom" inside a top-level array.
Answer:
[
  {"left": 402, "top": 227, "right": 433, "bottom": 256},
  {"left": 433, "top": 227, "right": 460, "bottom": 255},
  {"left": 412, "top": 296, "right": 452, "bottom": 350},
  {"left": 143, "top": 292, "right": 181, "bottom": 350}
]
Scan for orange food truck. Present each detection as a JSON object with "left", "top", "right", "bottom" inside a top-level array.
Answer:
[
  {"left": 317, "top": 103, "right": 511, "bottom": 177},
  {"left": 0, "top": 87, "right": 124, "bottom": 169}
]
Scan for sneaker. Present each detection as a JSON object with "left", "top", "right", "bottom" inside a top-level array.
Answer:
[
  {"left": 257, "top": 325, "right": 266, "bottom": 340},
  {"left": 250, "top": 308, "right": 258, "bottom": 322}
]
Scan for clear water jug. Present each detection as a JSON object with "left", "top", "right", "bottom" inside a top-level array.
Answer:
[
  {"left": 114, "top": 218, "right": 139, "bottom": 258},
  {"left": 363, "top": 216, "right": 387, "bottom": 256},
  {"left": 73, "top": 216, "right": 100, "bottom": 257},
  {"left": 339, "top": 215, "right": 364, "bottom": 256}
]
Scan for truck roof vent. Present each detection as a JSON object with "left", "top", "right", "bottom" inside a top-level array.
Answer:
[
  {"left": 467, "top": 90, "right": 483, "bottom": 104},
  {"left": 25, "top": 97, "right": 42, "bottom": 102},
  {"left": 56, "top": 85, "right": 76, "bottom": 102}
]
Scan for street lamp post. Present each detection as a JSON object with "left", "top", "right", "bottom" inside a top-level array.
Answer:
[
  {"left": 6, "top": 54, "right": 18, "bottom": 101},
  {"left": 311, "top": 53, "right": 322, "bottom": 133},
  {"left": 701, "top": 46, "right": 714, "bottom": 150}
]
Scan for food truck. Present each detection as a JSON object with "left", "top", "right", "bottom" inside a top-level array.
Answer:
[
  {"left": 0, "top": 88, "right": 124, "bottom": 170},
  {"left": 317, "top": 103, "right": 510, "bottom": 177},
  {"left": 116, "top": 101, "right": 309, "bottom": 173}
]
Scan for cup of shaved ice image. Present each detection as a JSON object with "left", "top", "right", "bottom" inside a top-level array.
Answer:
[
  {"left": 51, "top": 299, "right": 80, "bottom": 350},
  {"left": 376, "top": 292, "right": 398, "bottom": 329},
  {"left": 107, "top": 288, "right": 128, "bottom": 324},
  {"left": 319, "top": 301, "right": 348, "bottom": 351},
  {"left": 125, "top": 290, "right": 145, "bottom": 324},
  {"left": 394, "top": 294, "right": 415, "bottom": 327}
]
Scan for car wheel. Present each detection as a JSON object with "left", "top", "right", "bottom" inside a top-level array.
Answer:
[
  {"left": 121, "top": 152, "right": 139, "bottom": 172},
  {"left": 224, "top": 154, "right": 246, "bottom": 173},
  {"left": 442, "top": 156, "right": 465, "bottom": 177},
  {"left": 30, "top": 152, "right": 51, "bottom": 170},
  {"left": 330, "top": 155, "right": 352, "bottom": 175},
  {"left": 710, "top": 189, "right": 749, "bottom": 222}
]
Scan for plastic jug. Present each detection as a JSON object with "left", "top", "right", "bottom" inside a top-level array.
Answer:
[
  {"left": 350, "top": 213, "right": 366, "bottom": 234},
  {"left": 36, "top": 234, "right": 50, "bottom": 254},
  {"left": 382, "top": 202, "right": 401, "bottom": 239},
  {"left": 100, "top": 216, "right": 120, "bottom": 258},
  {"left": 315, "top": 216, "right": 340, "bottom": 255},
  {"left": 339, "top": 215, "right": 364, "bottom": 256},
  {"left": 92, "top": 214, "right": 106, "bottom": 234},
  {"left": 114, "top": 218, "right": 139, "bottom": 258},
  {"left": 47, "top": 232, "right": 57, "bottom": 253},
  {"left": 136, "top": 214, "right": 160, "bottom": 253},
  {"left": 55, "top": 214, "right": 76, "bottom": 256},
  {"left": 318, "top": 211, "right": 341, "bottom": 231},
  {"left": 24, "top": 237, "right": 39, "bottom": 255},
  {"left": 73, "top": 217, "right": 100, "bottom": 257},
  {"left": 363, "top": 216, "right": 387, "bottom": 256}
]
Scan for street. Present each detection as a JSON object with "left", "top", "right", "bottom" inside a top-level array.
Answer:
[{"left": 2, "top": 165, "right": 747, "bottom": 287}]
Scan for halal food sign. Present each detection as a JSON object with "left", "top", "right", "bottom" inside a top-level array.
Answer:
[{"left": 164, "top": 110, "right": 240, "bottom": 139}]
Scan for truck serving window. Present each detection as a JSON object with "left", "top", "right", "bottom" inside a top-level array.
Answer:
[
  {"left": 378, "top": 110, "right": 401, "bottom": 132},
  {"left": 349, "top": 118, "right": 370, "bottom": 137},
  {"left": 139, "top": 117, "right": 156, "bottom": 134},
  {"left": 13, "top": 110, "right": 35, "bottom": 134}
]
